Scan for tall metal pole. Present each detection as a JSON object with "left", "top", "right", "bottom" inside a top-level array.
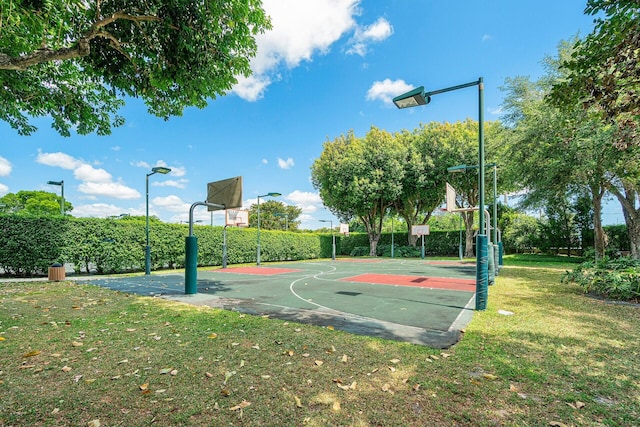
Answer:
[
  {"left": 60, "top": 181, "right": 65, "bottom": 216},
  {"left": 476, "top": 77, "right": 489, "bottom": 310},
  {"left": 256, "top": 195, "right": 262, "bottom": 265},
  {"left": 145, "top": 172, "right": 152, "bottom": 275}
]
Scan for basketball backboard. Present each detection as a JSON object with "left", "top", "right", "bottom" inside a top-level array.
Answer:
[
  {"left": 207, "top": 176, "right": 243, "bottom": 210},
  {"left": 446, "top": 182, "right": 457, "bottom": 213},
  {"left": 225, "top": 209, "right": 249, "bottom": 227},
  {"left": 411, "top": 225, "right": 430, "bottom": 236}
]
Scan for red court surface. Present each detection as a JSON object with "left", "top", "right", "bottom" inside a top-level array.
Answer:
[
  {"left": 214, "top": 267, "right": 302, "bottom": 275},
  {"left": 342, "top": 273, "right": 476, "bottom": 292}
]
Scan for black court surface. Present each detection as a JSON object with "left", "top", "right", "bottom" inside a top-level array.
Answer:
[{"left": 82, "top": 258, "right": 477, "bottom": 348}]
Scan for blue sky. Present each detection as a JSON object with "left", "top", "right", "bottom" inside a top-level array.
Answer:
[{"left": 0, "top": 0, "right": 625, "bottom": 227}]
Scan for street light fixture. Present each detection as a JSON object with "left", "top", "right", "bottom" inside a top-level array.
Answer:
[
  {"left": 47, "top": 180, "right": 64, "bottom": 215},
  {"left": 319, "top": 219, "right": 336, "bottom": 260},
  {"left": 256, "top": 192, "right": 281, "bottom": 265},
  {"left": 145, "top": 166, "right": 171, "bottom": 275},
  {"left": 393, "top": 78, "right": 488, "bottom": 310}
]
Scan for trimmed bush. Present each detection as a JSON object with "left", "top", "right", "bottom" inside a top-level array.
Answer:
[{"left": 562, "top": 256, "right": 640, "bottom": 301}]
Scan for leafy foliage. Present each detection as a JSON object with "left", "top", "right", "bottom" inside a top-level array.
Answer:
[
  {"left": 0, "top": 190, "right": 72, "bottom": 216},
  {"left": 551, "top": 0, "right": 640, "bottom": 149},
  {"left": 0, "top": 0, "right": 271, "bottom": 135},
  {"left": 0, "top": 215, "right": 68, "bottom": 276},
  {"left": 247, "top": 200, "right": 303, "bottom": 231},
  {"left": 562, "top": 256, "right": 640, "bottom": 301}
]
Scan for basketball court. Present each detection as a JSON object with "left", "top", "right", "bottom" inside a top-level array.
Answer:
[{"left": 83, "top": 258, "right": 477, "bottom": 348}]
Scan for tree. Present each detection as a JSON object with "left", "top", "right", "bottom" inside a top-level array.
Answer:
[
  {"left": 0, "top": 0, "right": 270, "bottom": 136},
  {"left": 551, "top": 0, "right": 639, "bottom": 149},
  {"left": 247, "top": 200, "right": 302, "bottom": 231},
  {"left": 499, "top": 43, "right": 620, "bottom": 259},
  {"left": 311, "top": 127, "right": 405, "bottom": 256},
  {"left": 0, "top": 190, "right": 73, "bottom": 216}
]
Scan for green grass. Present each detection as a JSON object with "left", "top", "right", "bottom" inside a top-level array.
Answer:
[{"left": 1, "top": 262, "right": 638, "bottom": 426}]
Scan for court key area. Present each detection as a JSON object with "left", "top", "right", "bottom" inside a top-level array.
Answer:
[{"left": 85, "top": 258, "right": 477, "bottom": 348}]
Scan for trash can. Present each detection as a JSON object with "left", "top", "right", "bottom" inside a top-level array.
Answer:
[{"left": 48, "top": 263, "right": 66, "bottom": 281}]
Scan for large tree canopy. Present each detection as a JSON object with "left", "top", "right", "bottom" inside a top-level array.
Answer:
[
  {"left": 0, "top": 0, "right": 270, "bottom": 136},
  {"left": 551, "top": 0, "right": 639, "bottom": 148},
  {"left": 0, "top": 190, "right": 73, "bottom": 216}
]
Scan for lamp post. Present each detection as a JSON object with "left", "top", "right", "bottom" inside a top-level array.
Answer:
[
  {"left": 145, "top": 166, "right": 171, "bottom": 275},
  {"left": 394, "top": 78, "right": 488, "bottom": 310},
  {"left": 47, "top": 180, "right": 64, "bottom": 215},
  {"left": 319, "top": 219, "right": 336, "bottom": 260},
  {"left": 256, "top": 192, "right": 281, "bottom": 265}
]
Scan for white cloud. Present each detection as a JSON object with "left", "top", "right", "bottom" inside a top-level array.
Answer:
[
  {"left": 152, "top": 195, "right": 191, "bottom": 213},
  {"left": 233, "top": 0, "right": 359, "bottom": 100},
  {"left": 74, "top": 164, "right": 112, "bottom": 183},
  {"left": 366, "top": 78, "right": 414, "bottom": 105},
  {"left": 0, "top": 156, "right": 12, "bottom": 176},
  {"left": 36, "top": 150, "right": 82, "bottom": 170},
  {"left": 131, "top": 160, "right": 151, "bottom": 169},
  {"left": 168, "top": 165, "right": 186, "bottom": 177},
  {"left": 153, "top": 179, "right": 189, "bottom": 189},
  {"left": 0, "top": 183, "right": 8, "bottom": 196},
  {"left": 71, "top": 203, "right": 143, "bottom": 218},
  {"left": 285, "top": 190, "right": 323, "bottom": 213},
  {"left": 482, "top": 34, "right": 493, "bottom": 42},
  {"left": 262, "top": 159, "right": 269, "bottom": 164},
  {"left": 346, "top": 17, "right": 393, "bottom": 56},
  {"left": 78, "top": 182, "right": 141, "bottom": 199},
  {"left": 277, "top": 157, "right": 295, "bottom": 169}
]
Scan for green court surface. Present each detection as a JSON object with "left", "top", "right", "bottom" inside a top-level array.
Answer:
[{"left": 83, "top": 258, "right": 477, "bottom": 348}]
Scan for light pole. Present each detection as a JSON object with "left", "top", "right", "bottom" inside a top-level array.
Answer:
[
  {"left": 256, "top": 192, "right": 281, "bottom": 265},
  {"left": 47, "top": 180, "right": 64, "bottom": 215},
  {"left": 394, "top": 78, "right": 488, "bottom": 310},
  {"left": 319, "top": 219, "right": 336, "bottom": 260},
  {"left": 145, "top": 166, "right": 171, "bottom": 275}
]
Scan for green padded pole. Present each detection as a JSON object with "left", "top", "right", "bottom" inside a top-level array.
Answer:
[{"left": 185, "top": 235, "right": 198, "bottom": 294}]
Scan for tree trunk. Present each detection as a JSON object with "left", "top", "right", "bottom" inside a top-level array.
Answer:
[
  {"left": 609, "top": 184, "right": 640, "bottom": 259},
  {"left": 591, "top": 187, "right": 606, "bottom": 260},
  {"left": 463, "top": 211, "right": 475, "bottom": 258}
]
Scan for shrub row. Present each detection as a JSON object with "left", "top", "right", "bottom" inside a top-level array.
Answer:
[
  {"left": 562, "top": 257, "right": 640, "bottom": 301},
  {"left": 1, "top": 215, "right": 541, "bottom": 277}
]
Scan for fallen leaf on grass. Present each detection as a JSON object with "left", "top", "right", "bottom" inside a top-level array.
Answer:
[
  {"left": 0, "top": 337, "right": 5, "bottom": 341},
  {"left": 71, "top": 341, "right": 83, "bottom": 347},
  {"left": 139, "top": 383, "right": 149, "bottom": 391},
  {"left": 51, "top": 408, "right": 60, "bottom": 414},
  {"left": 389, "top": 358, "right": 400, "bottom": 364},
  {"left": 19, "top": 364, "right": 35, "bottom": 369},
  {"left": 483, "top": 373, "right": 498, "bottom": 381},
  {"left": 341, "top": 354, "right": 348, "bottom": 363},
  {"left": 327, "top": 326, "right": 334, "bottom": 331},
  {"left": 87, "top": 420, "right": 100, "bottom": 427},
  {"left": 229, "top": 400, "right": 251, "bottom": 411},
  {"left": 294, "top": 396, "right": 303, "bottom": 408},
  {"left": 159, "top": 367, "right": 173, "bottom": 375},
  {"left": 23, "top": 350, "right": 41, "bottom": 358},
  {"left": 224, "top": 371, "right": 236, "bottom": 384},
  {"left": 337, "top": 381, "right": 356, "bottom": 391},
  {"left": 61, "top": 366, "right": 72, "bottom": 372},
  {"left": 332, "top": 401, "right": 341, "bottom": 411},
  {"left": 566, "top": 401, "right": 586, "bottom": 410},
  {"left": 125, "top": 328, "right": 136, "bottom": 332},
  {"left": 314, "top": 360, "right": 323, "bottom": 366},
  {"left": 206, "top": 372, "right": 214, "bottom": 378},
  {"left": 208, "top": 333, "right": 218, "bottom": 339},
  {"left": 549, "top": 422, "right": 569, "bottom": 427}
]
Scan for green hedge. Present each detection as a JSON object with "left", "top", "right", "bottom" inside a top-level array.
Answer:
[
  {"left": 3, "top": 215, "right": 556, "bottom": 277},
  {"left": 0, "top": 216, "right": 68, "bottom": 276},
  {"left": 0, "top": 216, "right": 324, "bottom": 276}
]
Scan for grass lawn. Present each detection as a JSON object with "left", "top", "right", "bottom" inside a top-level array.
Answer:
[{"left": 1, "top": 259, "right": 638, "bottom": 426}]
